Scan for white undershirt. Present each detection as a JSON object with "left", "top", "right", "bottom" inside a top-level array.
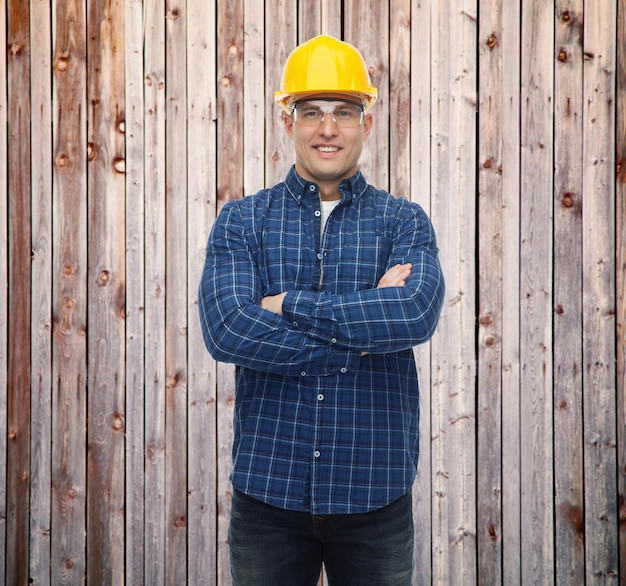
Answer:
[{"left": 320, "top": 199, "right": 341, "bottom": 234}]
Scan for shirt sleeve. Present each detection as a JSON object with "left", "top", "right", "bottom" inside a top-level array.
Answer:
[
  {"left": 281, "top": 201, "right": 445, "bottom": 354},
  {"left": 198, "top": 201, "right": 361, "bottom": 376}
]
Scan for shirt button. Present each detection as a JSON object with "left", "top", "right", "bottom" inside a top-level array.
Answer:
[
  {"left": 331, "top": 338, "right": 337, "bottom": 344},
  {"left": 292, "top": 321, "right": 298, "bottom": 327},
  {"left": 340, "top": 367, "right": 348, "bottom": 373},
  {"left": 317, "top": 253, "right": 323, "bottom": 260},
  {"left": 301, "top": 371, "right": 307, "bottom": 376},
  {"left": 309, "top": 185, "right": 316, "bottom": 192},
  {"left": 314, "top": 210, "right": 321, "bottom": 217},
  {"left": 317, "top": 394, "right": 324, "bottom": 401},
  {"left": 314, "top": 450, "right": 321, "bottom": 458}
]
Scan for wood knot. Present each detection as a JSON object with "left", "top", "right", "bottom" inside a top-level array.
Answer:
[
  {"left": 561, "top": 192, "right": 575, "bottom": 208},
  {"left": 557, "top": 49, "right": 568, "bottom": 63},
  {"left": 55, "top": 56, "right": 70, "bottom": 72},
  {"left": 220, "top": 75, "right": 231, "bottom": 87},
  {"left": 555, "top": 304, "right": 564, "bottom": 315},
  {"left": 111, "top": 412, "right": 124, "bottom": 431},
  {"left": 97, "top": 270, "right": 111, "bottom": 286},
  {"left": 561, "top": 11, "right": 571, "bottom": 23},
  {"left": 174, "top": 516, "right": 186, "bottom": 528},
  {"left": 87, "top": 142, "right": 96, "bottom": 161},
  {"left": 486, "top": 34, "right": 497, "bottom": 50},
  {"left": 10, "top": 43, "right": 25, "bottom": 56},
  {"left": 113, "top": 157, "right": 126, "bottom": 174},
  {"left": 55, "top": 153, "right": 70, "bottom": 168},
  {"left": 479, "top": 313, "right": 493, "bottom": 326},
  {"left": 483, "top": 159, "right": 493, "bottom": 169},
  {"left": 63, "top": 263, "right": 76, "bottom": 278}
]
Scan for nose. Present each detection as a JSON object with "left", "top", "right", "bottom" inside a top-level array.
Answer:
[{"left": 318, "top": 113, "right": 338, "bottom": 135}]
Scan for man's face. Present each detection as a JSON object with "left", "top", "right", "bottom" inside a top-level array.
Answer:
[{"left": 283, "top": 94, "right": 373, "bottom": 188}]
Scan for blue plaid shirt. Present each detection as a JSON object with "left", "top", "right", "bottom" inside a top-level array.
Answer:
[{"left": 198, "top": 166, "right": 444, "bottom": 515}]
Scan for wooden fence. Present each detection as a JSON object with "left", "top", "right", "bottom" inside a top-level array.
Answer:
[{"left": 0, "top": 0, "right": 624, "bottom": 584}]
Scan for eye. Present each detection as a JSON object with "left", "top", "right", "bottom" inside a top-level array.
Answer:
[
  {"left": 335, "top": 108, "right": 358, "bottom": 119},
  {"left": 299, "top": 107, "right": 322, "bottom": 119}
]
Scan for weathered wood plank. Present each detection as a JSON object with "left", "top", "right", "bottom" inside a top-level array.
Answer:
[
  {"left": 6, "top": 1, "right": 31, "bottom": 584},
  {"left": 29, "top": 0, "right": 53, "bottom": 583},
  {"left": 429, "top": 2, "right": 478, "bottom": 584},
  {"left": 617, "top": 0, "right": 626, "bottom": 578},
  {"left": 165, "top": 1, "right": 188, "bottom": 583},
  {"left": 320, "top": 0, "right": 341, "bottom": 38},
  {"left": 265, "top": 2, "right": 296, "bottom": 187},
  {"left": 299, "top": 0, "right": 321, "bottom": 43},
  {"left": 86, "top": 0, "right": 126, "bottom": 582},
  {"left": 477, "top": 0, "right": 503, "bottom": 582},
  {"left": 553, "top": 3, "right": 585, "bottom": 584},
  {"left": 344, "top": 0, "right": 390, "bottom": 191},
  {"left": 124, "top": 0, "right": 145, "bottom": 583},
  {"left": 216, "top": 1, "right": 244, "bottom": 581},
  {"left": 520, "top": 2, "right": 555, "bottom": 583},
  {"left": 143, "top": 0, "right": 167, "bottom": 582},
  {"left": 499, "top": 2, "right": 521, "bottom": 583},
  {"left": 410, "top": 0, "right": 433, "bottom": 582},
  {"left": 582, "top": 1, "right": 618, "bottom": 582},
  {"left": 389, "top": 0, "right": 411, "bottom": 201},
  {"left": 187, "top": 0, "right": 218, "bottom": 583},
  {"left": 217, "top": 0, "right": 244, "bottom": 205},
  {"left": 51, "top": 0, "right": 88, "bottom": 583},
  {"left": 244, "top": 0, "right": 265, "bottom": 194},
  {"left": 0, "top": 1, "right": 8, "bottom": 579}
]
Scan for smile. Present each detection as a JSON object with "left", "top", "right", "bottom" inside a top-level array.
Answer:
[{"left": 316, "top": 146, "right": 340, "bottom": 153}]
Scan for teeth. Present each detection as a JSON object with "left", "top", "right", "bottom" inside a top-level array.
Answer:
[{"left": 317, "top": 146, "right": 339, "bottom": 152}]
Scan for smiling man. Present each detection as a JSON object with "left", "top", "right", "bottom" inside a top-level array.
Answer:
[{"left": 198, "top": 35, "right": 445, "bottom": 586}]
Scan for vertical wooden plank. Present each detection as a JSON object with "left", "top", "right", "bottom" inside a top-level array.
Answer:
[
  {"left": 553, "top": 3, "right": 585, "bottom": 584},
  {"left": 51, "top": 0, "right": 88, "bottom": 582},
  {"left": 6, "top": 1, "right": 31, "bottom": 583},
  {"left": 143, "top": 0, "right": 167, "bottom": 582},
  {"left": 265, "top": 2, "right": 296, "bottom": 187},
  {"left": 86, "top": 1, "right": 126, "bottom": 582},
  {"left": 410, "top": 0, "right": 433, "bottom": 583},
  {"left": 299, "top": 1, "right": 321, "bottom": 42},
  {"left": 582, "top": 1, "right": 618, "bottom": 582},
  {"left": 477, "top": 0, "right": 503, "bottom": 582},
  {"left": 499, "top": 2, "right": 521, "bottom": 583},
  {"left": 124, "top": 0, "right": 145, "bottom": 583},
  {"left": 0, "top": 1, "right": 8, "bottom": 579},
  {"left": 389, "top": 0, "right": 411, "bottom": 201},
  {"left": 244, "top": 0, "right": 265, "bottom": 194},
  {"left": 216, "top": 1, "right": 244, "bottom": 581},
  {"left": 30, "top": 0, "right": 53, "bottom": 583},
  {"left": 344, "top": 0, "right": 390, "bottom": 191},
  {"left": 430, "top": 1, "right": 478, "bottom": 583},
  {"left": 165, "top": 1, "right": 188, "bottom": 583},
  {"left": 617, "top": 0, "right": 626, "bottom": 580},
  {"left": 520, "top": 2, "right": 554, "bottom": 583},
  {"left": 320, "top": 0, "right": 341, "bottom": 39},
  {"left": 187, "top": 0, "right": 218, "bottom": 583}
]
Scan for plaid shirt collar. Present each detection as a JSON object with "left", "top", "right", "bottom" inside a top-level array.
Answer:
[{"left": 284, "top": 165, "right": 369, "bottom": 205}]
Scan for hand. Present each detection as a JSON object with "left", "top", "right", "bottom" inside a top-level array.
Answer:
[
  {"left": 376, "top": 263, "right": 412, "bottom": 288},
  {"left": 261, "top": 292, "right": 287, "bottom": 315}
]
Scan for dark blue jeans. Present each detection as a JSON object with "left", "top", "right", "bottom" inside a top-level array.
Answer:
[{"left": 229, "top": 489, "right": 414, "bottom": 586}]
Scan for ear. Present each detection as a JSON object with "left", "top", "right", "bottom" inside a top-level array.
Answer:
[
  {"left": 363, "top": 113, "right": 373, "bottom": 141},
  {"left": 282, "top": 111, "right": 294, "bottom": 139}
]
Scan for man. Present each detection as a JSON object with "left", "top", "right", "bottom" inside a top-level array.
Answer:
[{"left": 198, "top": 35, "right": 445, "bottom": 586}]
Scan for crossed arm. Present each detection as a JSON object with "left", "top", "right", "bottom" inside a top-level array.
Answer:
[{"left": 261, "top": 263, "right": 413, "bottom": 315}]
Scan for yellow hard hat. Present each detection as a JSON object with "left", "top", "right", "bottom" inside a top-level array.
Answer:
[{"left": 275, "top": 35, "right": 378, "bottom": 112}]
